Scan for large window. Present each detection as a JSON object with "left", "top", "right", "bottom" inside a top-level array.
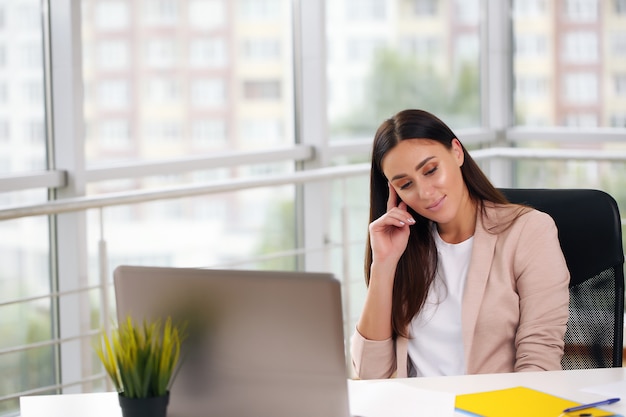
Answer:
[
  {"left": 1, "top": 0, "right": 297, "bottom": 415},
  {"left": 0, "top": 1, "right": 51, "bottom": 414},
  {"left": 512, "top": 0, "right": 626, "bottom": 245},
  {"left": 80, "top": 0, "right": 297, "bottom": 302},
  {"left": 1, "top": 1, "right": 626, "bottom": 415},
  {"left": 326, "top": 0, "right": 482, "bottom": 140},
  {"left": 513, "top": 0, "right": 626, "bottom": 127},
  {"left": 82, "top": 0, "right": 294, "bottom": 166}
]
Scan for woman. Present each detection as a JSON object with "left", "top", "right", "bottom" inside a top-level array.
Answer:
[{"left": 351, "top": 109, "right": 569, "bottom": 379}]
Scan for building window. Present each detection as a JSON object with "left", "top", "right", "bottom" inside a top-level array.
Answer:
[
  {"left": 144, "top": 77, "right": 181, "bottom": 103},
  {"left": 610, "top": 113, "right": 626, "bottom": 127},
  {"left": 242, "top": 80, "right": 281, "bottom": 100},
  {"left": 239, "top": 0, "right": 281, "bottom": 21},
  {"left": 17, "top": 4, "right": 40, "bottom": 29},
  {"left": 563, "top": 113, "right": 598, "bottom": 127},
  {"left": 144, "top": 39, "right": 177, "bottom": 68},
  {"left": 100, "top": 119, "right": 131, "bottom": 149},
  {"left": 611, "top": 32, "right": 626, "bottom": 57},
  {"left": 25, "top": 120, "right": 44, "bottom": 143},
  {"left": 516, "top": 76, "right": 549, "bottom": 99},
  {"left": 0, "top": 5, "right": 5, "bottom": 30},
  {"left": 241, "top": 38, "right": 281, "bottom": 61},
  {"left": 95, "top": 1, "right": 129, "bottom": 30},
  {"left": 22, "top": 81, "right": 43, "bottom": 104},
  {"left": 0, "top": 82, "right": 7, "bottom": 104},
  {"left": 455, "top": 0, "right": 480, "bottom": 24},
  {"left": 188, "top": 0, "right": 225, "bottom": 29},
  {"left": 0, "top": 119, "right": 9, "bottom": 141},
  {"left": 98, "top": 40, "right": 130, "bottom": 70},
  {"left": 142, "top": 0, "right": 179, "bottom": 26},
  {"left": 240, "top": 118, "right": 282, "bottom": 145},
  {"left": 615, "top": 74, "right": 626, "bottom": 96},
  {"left": 563, "top": 73, "right": 598, "bottom": 103},
  {"left": 346, "top": 38, "right": 386, "bottom": 62},
  {"left": 0, "top": 44, "right": 6, "bottom": 68},
  {"left": 413, "top": 0, "right": 437, "bottom": 16},
  {"left": 191, "top": 119, "right": 227, "bottom": 147},
  {"left": 564, "top": 72, "right": 598, "bottom": 104},
  {"left": 189, "top": 38, "right": 227, "bottom": 67},
  {"left": 564, "top": 0, "right": 598, "bottom": 22},
  {"left": 192, "top": 198, "right": 228, "bottom": 220},
  {"left": 20, "top": 42, "right": 42, "bottom": 68},
  {"left": 98, "top": 80, "right": 130, "bottom": 109},
  {"left": 456, "top": 35, "right": 479, "bottom": 62},
  {"left": 562, "top": 31, "right": 598, "bottom": 63},
  {"left": 190, "top": 78, "right": 226, "bottom": 107},
  {"left": 0, "top": 156, "right": 9, "bottom": 172},
  {"left": 144, "top": 121, "right": 181, "bottom": 142},
  {"left": 345, "top": 0, "right": 386, "bottom": 21},
  {"left": 514, "top": 34, "right": 548, "bottom": 58},
  {"left": 27, "top": 155, "right": 45, "bottom": 170},
  {"left": 513, "top": 0, "right": 547, "bottom": 17},
  {"left": 400, "top": 37, "right": 440, "bottom": 58}
]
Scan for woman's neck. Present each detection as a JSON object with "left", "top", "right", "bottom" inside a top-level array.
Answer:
[{"left": 437, "top": 193, "right": 477, "bottom": 244}]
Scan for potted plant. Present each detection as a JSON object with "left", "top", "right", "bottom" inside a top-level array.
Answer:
[{"left": 94, "top": 315, "right": 187, "bottom": 417}]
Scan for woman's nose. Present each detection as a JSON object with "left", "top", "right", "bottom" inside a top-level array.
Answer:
[{"left": 418, "top": 183, "right": 434, "bottom": 199}]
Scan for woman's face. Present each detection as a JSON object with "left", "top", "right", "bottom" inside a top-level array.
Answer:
[{"left": 381, "top": 138, "right": 468, "bottom": 226}]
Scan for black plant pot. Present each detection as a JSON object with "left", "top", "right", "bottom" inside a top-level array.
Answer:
[{"left": 118, "top": 392, "right": 170, "bottom": 417}]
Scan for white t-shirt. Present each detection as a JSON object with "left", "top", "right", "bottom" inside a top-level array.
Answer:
[{"left": 407, "top": 229, "right": 474, "bottom": 377}]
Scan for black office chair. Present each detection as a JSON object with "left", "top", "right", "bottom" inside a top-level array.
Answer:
[{"left": 500, "top": 188, "right": 625, "bottom": 369}]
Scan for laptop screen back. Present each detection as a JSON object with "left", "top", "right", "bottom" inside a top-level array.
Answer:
[{"left": 113, "top": 265, "right": 350, "bottom": 417}]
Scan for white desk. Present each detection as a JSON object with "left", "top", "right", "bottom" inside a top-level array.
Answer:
[
  {"left": 354, "top": 367, "right": 626, "bottom": 415},
  {"left": 393, "top": 367, "right": 625, "bottom": 402},
  {"left": 20, "top": 367, "right": 626, "bottom": 417}
]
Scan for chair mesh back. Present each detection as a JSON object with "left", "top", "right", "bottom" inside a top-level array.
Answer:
[
  {"left": 562, "top": 268, "right": 617, "bottom": 369},
  {"left": 500, "top": 188, "right": 624, "bottom": 369}
]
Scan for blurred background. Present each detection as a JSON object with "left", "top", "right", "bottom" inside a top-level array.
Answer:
[{"left": 0, "top": 0, "right": 625, "bottom": 414}]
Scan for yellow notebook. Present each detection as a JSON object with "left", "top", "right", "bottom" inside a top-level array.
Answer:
[{"left": 455, "top": 386, "right": 616, "bottom": 417}]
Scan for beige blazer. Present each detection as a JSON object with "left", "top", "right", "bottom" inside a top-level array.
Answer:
[{"left": 351, "top": 203, "right": 570, "bottom": 379}]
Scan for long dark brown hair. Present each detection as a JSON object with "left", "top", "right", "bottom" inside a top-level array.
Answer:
[{"left": 366, "top": 109, "right": 512, "bottom": 339}]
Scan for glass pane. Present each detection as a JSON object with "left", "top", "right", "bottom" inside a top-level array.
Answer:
[
  {"left": 0, "top": 1, "right": 47, "bottom": 176},
  {"left": 81, "top": 0, "right": 295, "bottom": 167},
  {"left": 88, "top": 185, "right": 298, "bottom": 279},
  {"left": 513, "top": 0, "right": 626, "bottom": 127},
  {"left": 0, "top": 216, "right": 53, "bottom": 415},
  {"left": 0, "top": 346, "right": 55, "bottom": 413},
  {"left": 513, "top": 158, "right": 626, "bottom": 250},
  {"left": 0, "top": 1, "right": 52, "bottom": 414},
  {"left": 326, "top": 0, "right": 482, "bottom": 140},
  {"left": 328, "top": 174, "right": 370, "bottom": 347}
]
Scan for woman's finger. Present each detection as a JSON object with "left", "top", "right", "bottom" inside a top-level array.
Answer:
[
  {"left": 387, "top": 182, "right": 398, "bottom": 211},
  {"left": 374, "top": 207, "right": 414, "bottom": 228}
]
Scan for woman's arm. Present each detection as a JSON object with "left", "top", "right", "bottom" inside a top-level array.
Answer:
[
  {"left": 356, "top": 184, "right": 414, "bottom": 341},
  {"left": 351, "top": 184, "right": 414, "bottom": 378},
  {"left": 513, "top": 211, "right": 570, "bottom": 371}
]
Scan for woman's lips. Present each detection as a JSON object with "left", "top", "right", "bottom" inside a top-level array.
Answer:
[{"left": 426, "top": 196, "right": 445, "bottom": 211}]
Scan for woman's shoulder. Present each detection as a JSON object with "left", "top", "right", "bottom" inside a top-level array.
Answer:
[{"left": 481, "top": 201, "right": 555, "bottom": 233}]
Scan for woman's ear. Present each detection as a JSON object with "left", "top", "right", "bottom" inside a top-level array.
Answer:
[{"left": 451, "top": 138, "right": 464, "bottom": 167}]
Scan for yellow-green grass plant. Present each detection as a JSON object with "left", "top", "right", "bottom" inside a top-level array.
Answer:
[{"left": 95, "top": 316, "right": 186, "bottom": 399}]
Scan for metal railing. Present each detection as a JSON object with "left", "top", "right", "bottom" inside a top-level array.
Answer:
[{"left": 4, "top": 146, "right": 626, "bottom": 221}]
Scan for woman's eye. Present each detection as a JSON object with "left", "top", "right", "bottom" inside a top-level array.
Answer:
[
  {"left": 399, "top": 182, "right": 412, "bottom": 190},
  {"left": 425, "top": 166, "right": 438, "bottom": 176}
]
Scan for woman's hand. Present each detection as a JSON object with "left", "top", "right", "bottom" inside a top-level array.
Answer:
[
  {"left": 356, "top": 184, "right": 414, "bottom": 341},
  {"left": 368, "top": 183, "right": 415, "bottom": 266}
]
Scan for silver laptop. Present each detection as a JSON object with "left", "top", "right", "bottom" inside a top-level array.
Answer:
[{"left": 113, "top": 265, "right": 351, "bottom": 417}]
